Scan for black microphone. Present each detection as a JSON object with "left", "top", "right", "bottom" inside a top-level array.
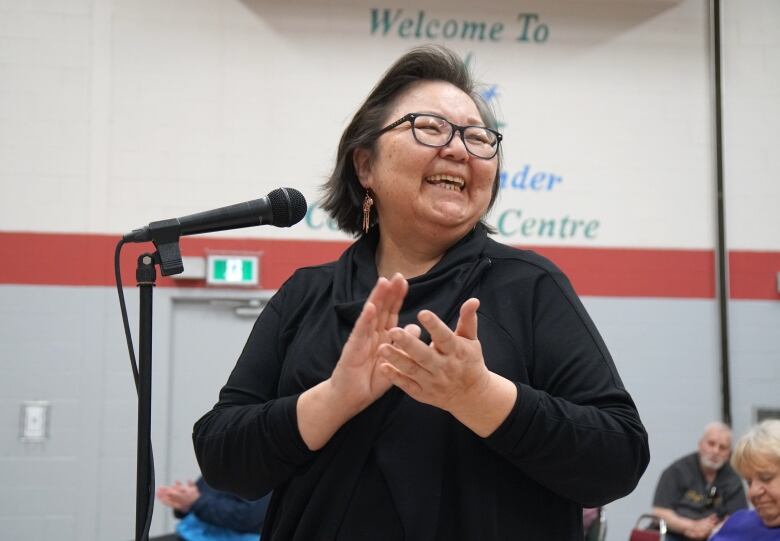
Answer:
[{"left": 123, "top": 187, "right": 308, "bottom": 243}]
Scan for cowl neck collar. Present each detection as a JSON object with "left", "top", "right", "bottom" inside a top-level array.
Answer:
[
  {"left": 332, "top": 224, "right": 492, "bottom": 337},
  {"left": 264, "top": 225, "right": 492, "bottom": 541}
]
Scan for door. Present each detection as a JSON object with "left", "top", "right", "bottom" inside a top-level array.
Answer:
[{"left": 161, "top": 296, "right": 267, "bottom": 530}]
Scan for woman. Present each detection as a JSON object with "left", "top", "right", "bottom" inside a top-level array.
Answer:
[
  {"left": 193, "top": 45, "right": 649, "bottom": 540},
  {"left": 710, "top": 420, "right": 780, "bottom": 540}
]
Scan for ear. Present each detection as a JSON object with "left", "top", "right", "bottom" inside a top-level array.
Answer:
[{"left": 353, "top": 147, "right": 373, "bottom": 189}]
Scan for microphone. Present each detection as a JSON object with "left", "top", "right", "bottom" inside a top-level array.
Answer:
[{"left": 123, "top": 187, "right": 308, "bottom": 243}]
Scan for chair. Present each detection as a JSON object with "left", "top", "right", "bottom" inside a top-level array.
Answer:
[
  {"left": 584, "top": 506, "right": 607, "bottom": 541},
  {"left": 629, "top": 513, "right": 667, "bottom": 541}
]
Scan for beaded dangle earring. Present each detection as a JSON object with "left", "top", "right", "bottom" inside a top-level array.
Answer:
[{"left": 362, "top": 191, "right": 374, "bottom": 233}]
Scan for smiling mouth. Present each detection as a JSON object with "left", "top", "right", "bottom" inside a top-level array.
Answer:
[{"left": 425, "top": 174, "right": 465, "bottom": 192}]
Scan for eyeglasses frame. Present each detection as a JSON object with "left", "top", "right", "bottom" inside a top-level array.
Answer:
[{"left": 375, "top": 112, "right": 503, "bottom": 160}]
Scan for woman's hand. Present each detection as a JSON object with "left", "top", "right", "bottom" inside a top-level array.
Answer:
[
  {"left": 329, "top": 273, "right": 409, "bottom": 414},
  {"left": 378, "top": 297, "right": 517, "bottom": 437},
  {"left": 297, "top": 273, "right": 408, "bottom": 450}
]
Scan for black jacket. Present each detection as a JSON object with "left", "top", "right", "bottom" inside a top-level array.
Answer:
[{"left": 193, "top": 226, "right": 649, "bottom": 540}]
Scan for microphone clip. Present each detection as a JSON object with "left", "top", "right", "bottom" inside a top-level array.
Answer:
[{"left": 135, "top": 218, "right": 184, "bottom": 276}]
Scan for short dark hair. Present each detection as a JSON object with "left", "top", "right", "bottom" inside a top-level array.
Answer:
[{"left": 321, "top": 45, "right": 502, "bottom": 236}]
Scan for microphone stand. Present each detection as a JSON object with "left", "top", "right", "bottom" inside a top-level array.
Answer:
[
  {"left": 122, "top": 191, "right": 306, "bottom": 538},
  {"left": 133, "top": 227, "right": 184, "bottom": 541},
  {"left": 135, "top": 253, "right": 156, "bottom": 541}
]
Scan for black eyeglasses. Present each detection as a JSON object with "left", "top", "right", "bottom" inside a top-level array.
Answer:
[{"left": 376, "top": 113, "right": 502, "bottom": 159}]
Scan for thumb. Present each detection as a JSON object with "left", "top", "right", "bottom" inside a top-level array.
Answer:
[{"left": 455, "top": 298, "right": 479, "bottom": 339}]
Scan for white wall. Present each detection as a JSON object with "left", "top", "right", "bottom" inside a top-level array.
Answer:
[
  {"left": 0, "top": 1, "right": 778, "bottom": 540},
  {"left": 1, "top": 0, "right": 718, "bottom": 249}
]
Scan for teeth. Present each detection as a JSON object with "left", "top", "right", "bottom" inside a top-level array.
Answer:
[{"left": 426, "top": 174, "right": 465, "bottom": 191}]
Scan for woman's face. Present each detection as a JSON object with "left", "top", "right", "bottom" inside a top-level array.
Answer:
[
  {"left": 743, "top": 457, "right": 780, "bottom": 527},
  {"left": 355, "top": 80, "right": 498, "bottom": 245}
]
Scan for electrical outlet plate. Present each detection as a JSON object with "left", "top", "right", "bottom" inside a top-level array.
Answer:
[{"left": 20, "top": 401, "right": 50, "bottom": 442}]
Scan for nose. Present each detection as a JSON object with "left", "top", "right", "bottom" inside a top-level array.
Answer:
[
  {"left": 439, "top": 130, "right": 470, "bottom": 162},
  {"left": 748, "top": 482, "right": 764, "bottom": 500}
]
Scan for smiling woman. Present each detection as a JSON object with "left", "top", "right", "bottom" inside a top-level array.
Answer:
[
  {"left": 193, "top": 45, "right": 649, "bottom": 541},
  {"left": 350, "top": 79, "right": 500, "bottom": 276}
]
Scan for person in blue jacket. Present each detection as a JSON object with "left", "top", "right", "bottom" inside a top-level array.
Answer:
[{"left": 153, "top": 476, "right": 269, "bottom": 540}]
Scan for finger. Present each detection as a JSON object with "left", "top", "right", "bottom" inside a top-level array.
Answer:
[
  {"left": 403, "top": 323, "right": 422, "bottom": 338},
  {"left": 351, "top": 301, "right": 377, "bottom": 341},
  {"left": 368, "top": 277, "right": 396, "bottom": 332},
  {"left": 378, "top": 342, "right": 432, "bottom": 378},
  {"left": 379, "top": 362, "right": 423, "bottom": 397},
  {"left": 384, "top": 274, "right": 408, "bottom": 329},
  {"left": 374, "top": 273, "right": 407, "bottom": 331},
  {"left": 417, "top": 310, "right": 457, "bottom": 355},
  {"left": 387, "top": 326, "right": 438, "bottom": 368},
  {"left": 365, "top": 277, "right": 389, "bottom": 315},
  {"left": 454, "top": 298, "right": 480, "bottom": 340}
]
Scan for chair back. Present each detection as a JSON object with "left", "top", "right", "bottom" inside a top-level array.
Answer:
[
  {"left": 628, "top": 513, "right": 667, "bottom": 541},
  {"left": 585, "top": 507, "right": 607, "bottom": 541}
]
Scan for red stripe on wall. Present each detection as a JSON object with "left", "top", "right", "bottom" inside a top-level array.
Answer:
[
  {"left": 0, "top": 232, "right": 776, "bottom": 299},
  {"left": 0, "top": 231, "right": 350, "bottom": 291},
  {"left": 729, "top": 251, "right": 780, "bottom": 300},
  {"left": 528, "top": 246, "right": 715, "bottom": 299}
]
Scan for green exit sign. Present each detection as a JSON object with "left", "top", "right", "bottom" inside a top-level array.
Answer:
[{"left": 207, "top": 255, "right": 259, "bottom": 286}]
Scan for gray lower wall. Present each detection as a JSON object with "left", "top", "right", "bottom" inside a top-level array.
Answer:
[{"left": 0, "top": 284, "right": 777, "bottom": 541}]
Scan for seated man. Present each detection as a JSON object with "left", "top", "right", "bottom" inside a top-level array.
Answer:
[{"left": 652, "top": 422, "right": 748, "bottom": 541}]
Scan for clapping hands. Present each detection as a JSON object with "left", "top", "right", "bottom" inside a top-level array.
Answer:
[
  {"left": 377, "top": 297, "right": 490, "bottom": 413},
  {"left": 156, "top": 480, "right": 200, "bottom": 513}
]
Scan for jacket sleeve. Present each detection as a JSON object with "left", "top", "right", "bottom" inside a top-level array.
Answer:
[
  {"left": 652, "top": 462, "right": 682, "bottom": 509},
  {"left": 484, "top": 268, "right": 650, "bottom": 507},
  {"left": 192, "top": 284, "right": 317, "bottom": 500},
  {"left": 190, "top": 478, "right": 270, "bottom": 532}
]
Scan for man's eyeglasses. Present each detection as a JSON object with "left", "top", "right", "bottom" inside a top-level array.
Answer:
[{"left": 376, "top": 113, "right": 502, "bottom": 160}]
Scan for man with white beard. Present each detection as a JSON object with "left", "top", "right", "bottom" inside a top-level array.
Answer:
[{"left": 652, "top": 422, "right": 748, "bottom": 541}]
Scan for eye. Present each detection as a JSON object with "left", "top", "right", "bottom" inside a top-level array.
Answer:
[
  {"left": 464, "top": 128, "right": 496, "bottom": 146},
  {"left": 414, "top": 116, "right": 447, "bottom": 134}
]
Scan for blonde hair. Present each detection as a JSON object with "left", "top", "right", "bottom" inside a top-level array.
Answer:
[{"left": 731, "top": 419, "right": 780, "bottom": 476}]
